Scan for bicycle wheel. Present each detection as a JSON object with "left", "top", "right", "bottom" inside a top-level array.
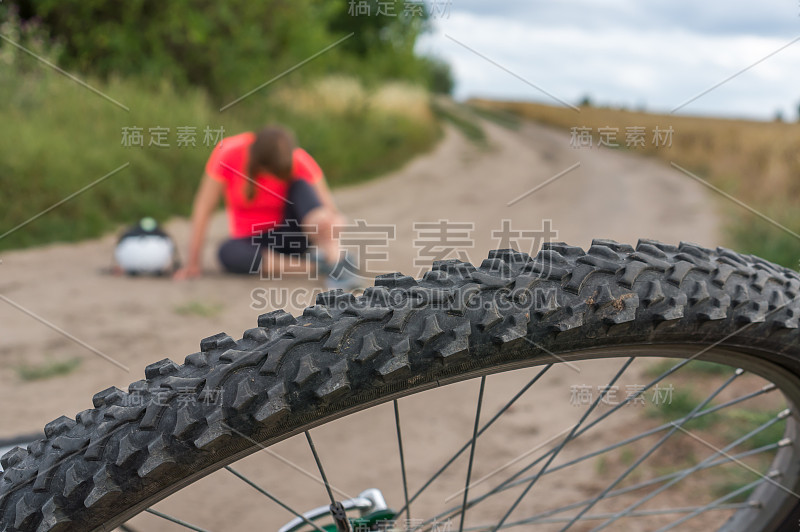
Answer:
[{"left": 2, "top": 239, "right": 800, "bottom": 531}]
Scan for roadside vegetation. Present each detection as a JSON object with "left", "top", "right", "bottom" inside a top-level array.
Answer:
[
  {"left": 15, "top": 357, "right": 82, "bottom": 381},
  {"left": 174, "top": 301, "right": 224, "bottom": 319}
]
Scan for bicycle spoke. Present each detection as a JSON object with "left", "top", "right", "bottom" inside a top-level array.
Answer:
[
  {"left": 225, "top": 466, "right": 326, "bottom": 532},
  {"left": 418, "top": 362, "right": 771, "bottom": 529},
  {"left": 445, "top": 426, "right": 573, "bottom": 504},
  {"left": 306, "top": 431, "right": 353, "bottom": 532},
  {"left": 394, "top": 400, "right": 412, "bottom": 522},
  {"left": 467, "top": 502, "right": 754, "bottom": 530},
  {"left": 466, "top": 424, "right": 781, "bottom": 531},
  {"left": 512, "top": 440, "right": 787, "bottom": 524},
  {"left": 305, "top": 431, "right": 336, "bottom": 506},
  {"left": 456, "top": 358, "right": 697, "bottom": 510},
  {"left": 394, "top": 364, "right": 553, "bottom": 518},
  {"left": 145, "top": 508, "right": 210, "bottom": 532},
  {"left": 655, "top": 475, "right": 774, "bottom": 532},
  {"left": 498, "top": 383, "right": 778, "bottom": 494},
  {"left": 222, "top": 421, "right": 353, "bottom": 500},
  {"left": 591, "top": 408, "right": 788, "bottom": 530},
  {"left": 491, "top": 357, "right": 636, "bottom": 532},
  {"left": 460, "top": 376, "right": 487, "bottom": 532},
  {"left": 560, "top": 368, "right": 744, "bottom": 531}
]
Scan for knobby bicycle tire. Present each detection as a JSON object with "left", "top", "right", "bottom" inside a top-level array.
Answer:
[{"left": 3, "top": 239, "right": 800, "bottom": 531}]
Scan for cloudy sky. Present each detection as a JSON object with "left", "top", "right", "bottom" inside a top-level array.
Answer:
[{"left": 418, "top": 0, "right": 800, "bottom": 120}]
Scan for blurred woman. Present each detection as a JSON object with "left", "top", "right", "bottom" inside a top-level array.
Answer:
[{"left": 174, "top": 125, "right": 358, "bottom": 288}]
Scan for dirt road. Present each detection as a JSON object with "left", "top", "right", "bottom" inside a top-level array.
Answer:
[{"left": 0, "top": 116, "right": 721, "bottom": 530}]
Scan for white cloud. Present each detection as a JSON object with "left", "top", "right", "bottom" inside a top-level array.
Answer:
[{"left": 418, "top": 2, "right": 800, "bottom": 119}]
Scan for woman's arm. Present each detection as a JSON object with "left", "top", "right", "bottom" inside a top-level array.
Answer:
[
  {"left": 311, "top": 175, "right": 339, "bottom": 215},
  {"left": 173, "top": 173, "right": 224, "bottom": 280}
]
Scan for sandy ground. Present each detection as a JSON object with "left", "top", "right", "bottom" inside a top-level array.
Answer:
[{"left": 0, "top": 117, "right": 726, "bottom": 530}]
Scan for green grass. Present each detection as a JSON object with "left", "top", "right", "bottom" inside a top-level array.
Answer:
[
  {"left": 726, "top": 208, "right": 800, "bottom": 270},
  {"left": 174, "top": 301, "right": 224, "bottom": 318},
  {"left": 711, "top": 467, "right": 760, "bottom": 503},
  {"left": 703, "top": 410, "right": 783, "bottom": 502},
  {"left": 16, "top": 357, "right": 82, "bottom": 381},
  {"left": 619, "top": 448, "right": 635, "bottom": 466},
  {"left": 595, "top": 456, "right": 608, "bottom": 475},
  {"left": 466, "top": 104, "right": 521, "bottom": 130},
  {"left": 643, "top": 388, "right": 782, "bottom": 504},
  {"left": 645, "top": 388, "right": 722, "bottom": 430},
  {"left": 642, "top": 360, "right": 782, "bottom": 450},
  {"left": 723, "top": 409, "right": 785, "bottom": 451},
  {"left": 431, "top": 100, "right": 487, "bottom": 144},
  {"left": 644, "top": 358, "right": 736, "bottom": 379},
  {"left": 645, "top": 387, "right": 783, "bottom": 475},
  {"left": 644, "top": 387, "right": 784, "bottom": 447}
]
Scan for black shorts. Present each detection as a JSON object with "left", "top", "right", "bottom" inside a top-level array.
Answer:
[{"left": 218, "top": 179, "right": 322, "bottom": 274}]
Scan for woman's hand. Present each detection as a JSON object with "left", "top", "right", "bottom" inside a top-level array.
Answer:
[
  {"left": 173, "top": 263, "right": 202, "bottom": 280},
  {"left": 175, "top": 173, "right": 223, "bottom": 281}
]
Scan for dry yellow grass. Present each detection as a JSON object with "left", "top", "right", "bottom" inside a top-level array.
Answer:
[
  {"left": 273, "top": 75, "right": 433, "bottom": 124},
  {"left": 273, "top": 75, "right": 367, "bottom": 115},
  {"left": 369, "top": 81, "right": 433, "bottom": 123}
]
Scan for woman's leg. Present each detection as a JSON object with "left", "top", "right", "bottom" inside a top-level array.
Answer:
[
  {"left": 260, "top": 246, "right": 314, "bottom": 277},
  {"left": 283, "top": 179, "right": 343, "bottom": 263},
  {"left": 218, "top": 237, "right": 262, "bottom": 274},
  {"left": 264, "top": 180, "right": 359, "bottom": 286}
]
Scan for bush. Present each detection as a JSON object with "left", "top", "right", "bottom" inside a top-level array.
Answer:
[{"left": 11, "top": 0, "right": 446, "bottom": 103}]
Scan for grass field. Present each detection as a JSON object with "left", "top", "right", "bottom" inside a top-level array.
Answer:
[{"left": 469, "top": 98, "right": 800, "bottom": 269}]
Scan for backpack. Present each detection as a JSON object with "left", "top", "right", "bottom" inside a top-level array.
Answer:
[{"left": 114, "top": 217, "right": 179, "bottom": 275}]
